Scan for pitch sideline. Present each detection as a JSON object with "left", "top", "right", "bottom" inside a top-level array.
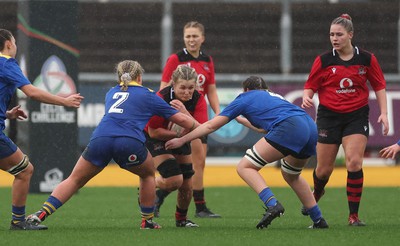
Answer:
[{"left": 1, "top": 165, "right": 397, "bottom": 187}]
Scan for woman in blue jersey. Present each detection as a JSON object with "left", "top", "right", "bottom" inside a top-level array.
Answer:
[
  {"left": 166, "top": 76, "right": 328, "bottom": 229},
  {"left": 0, "top": 29, "right": 83, "bottom": 230},
  {"left": 27, "top": 60, "right": 198, "bottom": 230}
]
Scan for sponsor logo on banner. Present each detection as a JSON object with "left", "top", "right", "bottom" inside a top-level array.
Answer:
[
  {"left": 39, "top": 168, "right": 64, "bottom": 192},
  {"left": 31, "top": 55, "right": 77, "bottom": 123}
]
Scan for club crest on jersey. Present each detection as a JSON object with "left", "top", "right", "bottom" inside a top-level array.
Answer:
[
  {"left": 203, "top": 64, "right": 210, "bottom": 71},
  {"left": 358, "top": 66, "right": 366, "bottom": 75},
  {"left": 331, "top": 67, "right": 336, "bottom": 74}
]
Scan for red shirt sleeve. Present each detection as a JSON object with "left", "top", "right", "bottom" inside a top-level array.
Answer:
[
  {"left": 304, "top": 56, "right": 324, "bottom": 92},
  {"left": 161, "top": 54, "right": 179, "bottom": 83},
  {"left": 367, "top": 54, "right": 386, "bottom": 91},
  {"left": 192, "top": 94, "right": 208, "bottom": 124},
  {"left": 148, "top": 115, "right": 168, "bottom": 129}
]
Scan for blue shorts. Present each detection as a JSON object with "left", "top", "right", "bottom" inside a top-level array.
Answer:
[
  {"left": 0, "top": 132, "right": 17, "bottom": 159},
  {"left": 265, "top": 115, "right": 317, "bottom": 159},
  {"left": 82, "top": 136, "right": 148, "bottom": 169}
]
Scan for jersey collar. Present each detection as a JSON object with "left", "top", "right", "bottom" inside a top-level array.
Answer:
[
  {"left": 119, "top": 81, "right": 142, "bottom": 87},
  {"left": 0, "top": 52, "right": 12, "bottom": 59},
  {"left": 332, "top": 46, "right": 359, "bottom": 56}
]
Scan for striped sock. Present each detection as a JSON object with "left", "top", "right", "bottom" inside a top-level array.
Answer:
[
  {"left": 140, "top": 206, "right": 155, "bottom": 220},
  {"left": 42, "top": 195, "right": 63, "bottom": 216},
  {"left": 347, "top": 169, "right": 364, "bottom": 215},
  {"left": 193, "top": 189, "right": 206, "bottom": 211},
  {"left": 12, "top": 205, "right": 25, "bottom": 224},
  {"left": 175, "top": 206, "right": 188, "bottom": 221}
]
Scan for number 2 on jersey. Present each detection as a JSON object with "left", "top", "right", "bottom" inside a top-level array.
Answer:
[{"left": 108, "top": 92, "right": 129, "bottom": 113}]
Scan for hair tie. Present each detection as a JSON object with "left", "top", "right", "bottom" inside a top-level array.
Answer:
[
  {"left": 121, "top": 73, "right": 132, "bottom": 82},
  {"left": 340, "top": 13, "right": 351, "bottom": 21}
]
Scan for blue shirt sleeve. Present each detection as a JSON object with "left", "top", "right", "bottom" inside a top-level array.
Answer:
[
  {"left": 5, "top": 59, "right": 31, "bottom": 88},
  {"left": 219, "top": 95, "right": 244, "bottom": 121}
]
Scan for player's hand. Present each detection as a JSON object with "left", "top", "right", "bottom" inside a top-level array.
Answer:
[
  {"left": 377, "top": 114, "right": 389, "bottom": 136},
  {"left": 170, "top": 99, "right": 189, "bottom": 114},
  {"left": 379, "top": 143, "right": 400, "bottom": 159},
  {"left": 301, "top": 95, "right": 314, "bottom": 109},
  {"left": 165, "top": 138, "right": 185, "bottom": 150},
  {"left": 64, "top": 93, "right": 84, "bottom": 108},
  {"left": 6, "top": 105, "right": 27, "bottom": 120}
]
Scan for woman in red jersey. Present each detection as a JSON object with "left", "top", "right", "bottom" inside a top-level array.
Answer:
[
  {"left": 159, "top": 21, "right": 221, "bottom": 218},
  {"left": 146, "top": 65, "right": 206, "bottom": 227},
  {"left": 301, "top": 14, "right": 389, "bottom": 226}
]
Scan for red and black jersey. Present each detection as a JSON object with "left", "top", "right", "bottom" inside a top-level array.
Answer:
[
  {"left": 145, "top": 85, "right": 208, "bottom": 131},
  {"left": 304, "top": 46, "right": 386, "bottom": 113},
  {"left": 161, "top": 48, "right": 215, "bottom": 97}
]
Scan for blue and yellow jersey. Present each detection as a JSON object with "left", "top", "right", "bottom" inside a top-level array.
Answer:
[
  {"left": 0, "top": 54, "right": 31, "bottom": 131},
  {"left": 90, "top": 81, "right": 179, "bottom": 143}
]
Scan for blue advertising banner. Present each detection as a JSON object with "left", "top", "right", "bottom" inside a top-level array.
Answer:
[{"left": 78, "top": 82, "right": 400, "bottom": 157}]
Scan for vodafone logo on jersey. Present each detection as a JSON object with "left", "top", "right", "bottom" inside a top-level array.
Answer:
[
  {"left": 197, "top": 74, "right": 206, "bottom": 91},
  {"left": 336, "top": 78, "right": 355, "bottom": 94}
]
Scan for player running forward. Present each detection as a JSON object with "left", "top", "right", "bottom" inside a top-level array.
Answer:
[
  {"left": 26, "top": 60, "right": 197, "bottom": 229},
  {"left": 165, "top": 76, "right": 329, "bottom": 229},
  {"left": 160, "top": 21, "right": 221, "bottom": 218},
  {"left": 145, "top": 65, "right": 206, "bottom": 227}
]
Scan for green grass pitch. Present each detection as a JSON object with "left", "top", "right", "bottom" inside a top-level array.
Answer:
[{"left": 0, "top": 186, "right": 399, "bottom": 246}]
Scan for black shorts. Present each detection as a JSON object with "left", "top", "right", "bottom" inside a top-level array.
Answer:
[
  {"left": 200, "top": 135, "right": 207, "bottom": 144},
  {"left": 316, "top": 105, "right": 369, "bottom": 144},
  {"left": 145, "top": 133, "right": 191, "bottom": 157}
]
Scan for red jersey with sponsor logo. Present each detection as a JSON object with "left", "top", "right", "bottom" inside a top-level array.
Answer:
[
  {"left": 304, "top": 47, "right": 386, "bottom": 113},
  {"left": 145, "top": 85, "right": 208, "bottom": 131},
  {"left": 161, "top": 48, "right": 215, "bottom": 97}
]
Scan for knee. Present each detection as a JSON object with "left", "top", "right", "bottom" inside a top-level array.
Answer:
[
  {"left": 236, "top": 161, "right": 250, "bottom": 176},
  {"left": 316, "top": 165, "right": 334, "bottom": 179},
  {"left": 281, "top": 159, "right": 302, "bottom": 183},
  {"left": 282, "top": 172, "right": 300, "bottom": 184},
  {"left": 192, "top": 157, "right": 205, "bottom": 169},
  {"left": 15, "top": 163, "right": 34, "bottom": 180},
  {"left": 346, "top": 156, "right": 363, "bottom": 171}
]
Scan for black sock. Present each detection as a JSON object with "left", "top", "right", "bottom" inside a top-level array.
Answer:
[
  {"left": 156, "top": 189, "right": 171, "bottom": 205},
  {"left": 313, "top": 169, "right": 329, "bottom": 202}
]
